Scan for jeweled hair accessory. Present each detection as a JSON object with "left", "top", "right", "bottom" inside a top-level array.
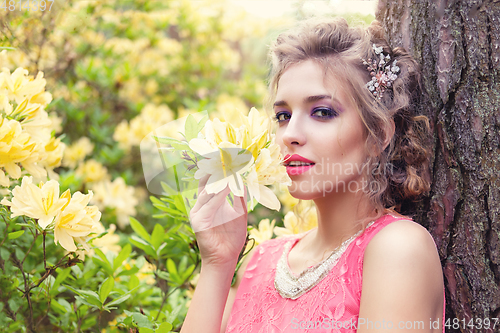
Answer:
[{"left": 362, "top": 44, "right": 400, "bottom": 100}]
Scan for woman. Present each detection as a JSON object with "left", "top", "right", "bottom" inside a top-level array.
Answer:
[{"left": 181, "top": 18, "right": 445, "bottom": 332}]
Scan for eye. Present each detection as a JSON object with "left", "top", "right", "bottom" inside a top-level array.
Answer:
[
  {"left": 273, "top": 111, "right": 291, "bottom": 123},
  {"left": 311, "top": 107, "right": 338, "bottom": 119}
]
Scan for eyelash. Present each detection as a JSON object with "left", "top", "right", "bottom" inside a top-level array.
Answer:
[{"left": 273, "top": 107, "right": 338, "bottom": 123}]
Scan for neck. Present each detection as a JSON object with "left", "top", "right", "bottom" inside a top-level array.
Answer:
[{"left": 310, "top": 189, "right": 377, "bottom": 255}]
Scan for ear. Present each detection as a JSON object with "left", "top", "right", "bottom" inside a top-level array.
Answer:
[{"left": 383, "top": 118, "right": 395, "bottom": 151}]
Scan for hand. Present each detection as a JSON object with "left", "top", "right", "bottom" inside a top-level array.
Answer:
[{"left": 189, "top": 175, "right": 248, "bottom": 268}]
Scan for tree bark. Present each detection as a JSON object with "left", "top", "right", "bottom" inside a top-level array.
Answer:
[{"left": 376, "top": 0, "right": 500, "bottom": 332}]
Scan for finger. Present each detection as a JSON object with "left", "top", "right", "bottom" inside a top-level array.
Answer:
[
  {"left": 193, "top": 185, "right": 230, "bottom": 216},
  {"left": 190, "top": 188, "right": 215, "bottom": 214},
  {"left": 192, "top": 187, "right": 231, "bottom": 231},
  {"left": 197, "top": 174, "right": 210, "bottom": 196},
  {"left": 232, "top": 185, "right": 248, "bottom": 215}
]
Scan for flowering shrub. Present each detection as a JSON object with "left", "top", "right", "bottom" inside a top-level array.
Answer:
[{"left": 0, "top": 0, "right": 327, "bottom": 332}]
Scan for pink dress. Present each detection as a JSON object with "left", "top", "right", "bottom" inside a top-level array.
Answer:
[{"left": 225, "top": 214, "right": 446, "bottom": 332}]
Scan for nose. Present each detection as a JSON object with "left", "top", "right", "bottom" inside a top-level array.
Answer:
[{"left": 280, "top": 113, "right": 306, "bottom": 148}]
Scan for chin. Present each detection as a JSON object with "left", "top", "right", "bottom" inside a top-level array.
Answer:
[{"left": 287, "top": 184, "right": 323, "bottom": 201}]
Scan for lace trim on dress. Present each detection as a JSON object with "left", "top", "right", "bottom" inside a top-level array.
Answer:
[{"left": 274, "top": 221, "right": 374, "bottom": 300}]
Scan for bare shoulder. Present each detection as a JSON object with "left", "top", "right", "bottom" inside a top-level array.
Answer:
[
  {"left": 358, "top": 220, "right": 444, "bottom": 332},
  {"left": 366, "top": 219, "right": 439, "bottom": 260},
  {"left": 363, "top": 219, "right": 443, "bottom": 286}
]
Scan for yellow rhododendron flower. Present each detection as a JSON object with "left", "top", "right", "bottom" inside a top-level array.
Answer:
[
  {"left": 275, "top": 184, "right": 299, "bottom": 213},
  {"left": 76, "top": 223, "right": 121, "bottom": 260},
  {"left": 1, "top": 68, "right": 47, "bottom": 104},
  {"left": 92, "top": 223, "right": 121, "bottom": 254},
  {"left": 90, "top": 177, "right": 138, "bottom": 229},
  {"left": 249, "top": 218, "right": 276, "bottom": 245},
  {"left": 1, "top": 176, "right": 70, "bottom": 229},
  {"left": 75, "top": 159, "right": 109, "bottom": 183},
  {"left": 212, "top": 94, "right": 248, "bottom": 125},
  {"left": 48, "top": 113, "right": 63, "bottom": 134},
  {"left": 18, "top": 107, "right": 52, "bottom": 143},
  {"left": 274, "top": 201, "right": 318, "bottom": 237},
  {"left": 53, "top": 191, "right": 101, "bottom": 252},
  {"left": 202, "top": 118, "right": 240, "bottom": 148},
  {"left": 113, "top": 121, "right": 133, "bottom": 151},
  {"left": 240, "top": 107, "right": 270, "bottom": 148},
  {"left": 0, "top": 117, "right": 45, "bottom": 186},
  {"left": 246, "top": 144, "right": 291, "bottom": 211},
  {"left": 62, "top": 137, "right": 94, "bottom": 169},
  {"left": 41, "top": 137, "right": 66, "bottom": 179},
  {"left": 113, "top": 103, "right": 174, "bottom": 150}
]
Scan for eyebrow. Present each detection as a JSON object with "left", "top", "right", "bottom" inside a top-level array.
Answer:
[{"left": 273, "top": 94, "right": 332, "bottom": 108}]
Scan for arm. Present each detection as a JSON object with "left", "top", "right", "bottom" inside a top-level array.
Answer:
[
  {"left": 181, "top": 244, "right": 257, "bottom": 333},
  {"left": 358, "top": 220, "right": 444, "bottom": 333},
  {"left": 180, "top": 176, "right": 248, "bottom": 333},
  {"left": 180, "top": 261, "right": 238, "bottom": 333}
]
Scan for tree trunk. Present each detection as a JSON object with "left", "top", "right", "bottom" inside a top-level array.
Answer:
[{"left": 376, "top": 0, "right": 500, "bottom": 332}]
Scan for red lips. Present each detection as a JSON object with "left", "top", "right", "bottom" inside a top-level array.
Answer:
[
  {"left": 284, "top": 154, "right": 314, "bottom": 164},
  {"left": 283, "top": 154, "right": 315, "bottom": 175}
]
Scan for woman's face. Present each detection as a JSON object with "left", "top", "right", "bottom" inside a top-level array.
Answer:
[{"left": 274, "top": 60, "right": 369, "bottom": 200}]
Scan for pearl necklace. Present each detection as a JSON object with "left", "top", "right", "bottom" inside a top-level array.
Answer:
[{"left": 274, "top": 222, "right": 373, "bottom": 300}]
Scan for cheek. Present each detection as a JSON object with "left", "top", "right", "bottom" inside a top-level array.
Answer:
[{"left": 323, "top": 124, "right": 366, "bottom": 162}]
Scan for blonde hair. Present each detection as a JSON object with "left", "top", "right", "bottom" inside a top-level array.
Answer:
[{"left": 269, "top": 18, "right": 431, "bottom": 219}]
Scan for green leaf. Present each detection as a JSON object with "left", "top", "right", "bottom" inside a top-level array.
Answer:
[
  {"left": 65, "top": 285, "right": 102, "bottom": 308},
  {"left": 117, "top": 266, "right": 139, "bottom": 277},
  {"left": 139, "top": 328, "right": 154, "bottom": 333},
  {"left": 152, "top": 135, "right": 181, "bottom": 145},
  {"left": 64, "top": 285, "right": 100, "bottom": 301},
  {"left": 76, "top": 295, "right": 101, "bottom": 309},
  {"left": 156, "top": 242, "right": 167, "bottom": 256},
  {"left": 166, "top": 304, "right": 183, "bottom": 325},
  {"left": 166, "top": 259, "right": 181, "bottom": 284},
  {"left": 156, "top": 322, "right": 173, "bottom": 333},
  {"left": 197, "top": 114, "right": 209, "bottom": 132},
  {"left": 113, "top": 244, "right": 132, "bottom": 272},
  {"left": 99, "top": 277, "right": 114, "bottom": 303},
  {"left": 173, "top": 195, "right": 188, "bottom": 215},
  {"left": 130, "top": 236, "right": 157, "bottom": 259},
  {"left": 156, "top": 270, "right": 169, "bottom": 281},
  {"left": 160, "top": 181, "right": 178, "bottom": 196},
  {"left": 157, "top": 206, "right": 186, "bottom": 217},
  {"left": 132, "top": 312, "right": 154, "bottom": 329},
  {"left": 166, "top": 259, "right": 178, "bottom": 276},
  {"left": 92, "top": 256, "right": 114, "bottom": 276},
  {"left": 94, "top": 248, "right": 111, "bottom": 265},
  {"left": 105, "top": 293, "right": 131, "bottom": 308},
  {"left": 150, "top": 224, "right": 165, "bottom": 251},
  {"left": 8, "top": 230, "right": 24, "bottom": 240},
  {"left": 50, "top": 267, "right": 72, "bottom": 296},
  {"left": 150, "top": 196, "right": 165, "bottom": 206},
  {"left": 184, "top": 114, "right": 199, "bottom": 141},
  {"left": 50, "top": 300, "right": 68, "bottom": 314},
  {"left": 181, "top": 264, "right": 196, "bottom": 281},
  {"left": 130, "top": 217, "right": 151, "bottom": 242},
  {"left": 152, "top": 136, "right": 190, "bottom": 151},
  {"left": 128, "top": 274, "right": 140, "bottom": 290}
]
